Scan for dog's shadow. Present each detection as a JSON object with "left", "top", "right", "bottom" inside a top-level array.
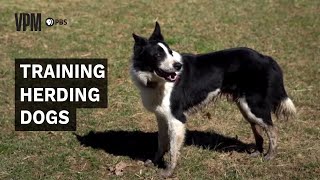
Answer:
[{"left": 75, "top": 130, "right": 251, "bottom": 161}]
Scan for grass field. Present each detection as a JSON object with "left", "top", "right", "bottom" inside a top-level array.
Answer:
[{"left": 0, "top": 0, "right": 319, "bottom": 179}]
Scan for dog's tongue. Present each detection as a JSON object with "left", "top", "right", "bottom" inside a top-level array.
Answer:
[{"left": 167, "top": 73, "right": 177, "bottom": 81}]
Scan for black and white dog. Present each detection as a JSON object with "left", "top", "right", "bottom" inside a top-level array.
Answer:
[{"left": 130, "top": 22, "right": 296, "bottom": 177}]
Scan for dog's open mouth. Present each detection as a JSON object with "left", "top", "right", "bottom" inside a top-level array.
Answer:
[{"left": 155, "top": 68, "right": 178, "bottom": 82}]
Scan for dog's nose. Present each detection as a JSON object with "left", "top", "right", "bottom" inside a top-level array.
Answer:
[{"left": 173, "top": 62, "right": 182, "bottom": 71}]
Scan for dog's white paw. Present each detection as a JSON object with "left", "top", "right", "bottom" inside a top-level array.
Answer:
[
  {"left": 160, "top": 168, "right": 174, "bottom": 178},
  {"left": 250, "top": 150, "right": 262, "bottom": 157},
  {"left": 144, "top": 159, "right": 154, "bottom": 167},
  {"left": 264, "top": 153, "right": 275, "bottom": 161}
]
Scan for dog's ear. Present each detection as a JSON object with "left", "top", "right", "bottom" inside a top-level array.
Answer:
[
  {"left": 132, "top": 33, "right": 147, "bottom": 46},
  {"left": 149, "top": 21, "right": 164, "bottom": 41}
]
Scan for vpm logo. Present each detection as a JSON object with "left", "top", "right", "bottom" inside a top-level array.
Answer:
[{"left": 15, "top": 13, "right": 41, "bottom": 31}]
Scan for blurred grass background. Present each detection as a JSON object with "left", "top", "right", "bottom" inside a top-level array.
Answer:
[{"left": 0, "top": 0, "right": 319, "bottom": 179}]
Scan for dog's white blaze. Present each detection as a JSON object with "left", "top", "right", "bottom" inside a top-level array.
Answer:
[
  {"left": 172, "top": 50, "right": 182, "bottom": 63},
  {"left": 158, "top": 43, "right": 180, "bottom": 71},
  {"left": 157, "top": 43, "right": 171, "bottom": 58},
  {"left": 238, "top": 97, "right": 267, "bottom": 128}
]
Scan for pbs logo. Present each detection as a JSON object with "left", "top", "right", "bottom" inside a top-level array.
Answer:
[
  {"left": 45, "top": 18, "right": 54, "bottom": 26},
  {"left": 45, "top": 17, "right": 67, "bottom": 27}
]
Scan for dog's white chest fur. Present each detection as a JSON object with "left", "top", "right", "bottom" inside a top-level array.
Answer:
[
  {"left": 153, "top": 82, "right": 174, "bottom": 115},
  {"left": 140, "top": 82, "right": 173, "bottom": 116},
  {"left": 131, "top": 67, "right": 174, "bottom": 116}
]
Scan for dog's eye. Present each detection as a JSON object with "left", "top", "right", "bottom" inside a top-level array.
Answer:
[{"left": 155, "top": 53, "right": 161, "bottom": 58}]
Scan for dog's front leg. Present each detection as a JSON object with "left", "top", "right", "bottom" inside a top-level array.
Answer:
[
  {"left": 161, "top": 118, "right": 186, "bottom": 178},
  {"left": 154, "top": 115, "right": 169, "bottom": 163},
  {"left": 144, "top": 115, "right": 169, "bottom": 166}
]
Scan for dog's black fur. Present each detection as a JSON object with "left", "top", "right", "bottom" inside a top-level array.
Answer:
[
  {"left": 131, "top": 22, "right": 296, "bottom": 177},
  {"left": 171, "top": 48, "right": 287, "bottom": 125}
]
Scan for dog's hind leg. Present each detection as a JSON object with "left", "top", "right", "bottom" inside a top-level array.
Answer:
[
  {"left": 264, "top": 125, "right": 278, "bottom": 160},
  {"left": 237, "top": 101, "right": 264, "bottom": 156},
  {"left": 250, "top": 123, "right": 264, "bottom": 156},
  {"left": 161, "top": 118, "right": 186, "bottom": 178},
  {"left": 238, "top": 97, "right": 278, "bottom": 160}
]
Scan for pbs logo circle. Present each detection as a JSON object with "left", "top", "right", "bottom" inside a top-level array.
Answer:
[{"left": 45, "top": 18, "right": 54, "bottom": 26}]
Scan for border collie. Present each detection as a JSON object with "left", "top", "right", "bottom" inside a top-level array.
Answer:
[{"left": 130, "top": 22, "right": 296, "bottom": 177}]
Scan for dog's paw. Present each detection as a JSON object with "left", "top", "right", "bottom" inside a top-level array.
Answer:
[
  {"left": 264, "top": 153, "right": 275, "bottom": 161},
  {"left": 249, "top": 150, "right": 262, "bottom": 157},
  {"left": 160, "top": 168, "right": 174, "bottom": 178},
  {"left": 144, "top": 159, "right": 154, "bottom": 167}
]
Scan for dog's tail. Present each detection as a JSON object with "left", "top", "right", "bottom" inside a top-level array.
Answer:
[
  {"left": 267, "top": 56, "right": 296, "bottom": 120},
  {"left": 275, "top": 97, "right": 296, "bottom": 120}
]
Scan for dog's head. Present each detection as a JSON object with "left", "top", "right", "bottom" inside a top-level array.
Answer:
[{"left": 131, "top": 22, "right": 182, "bottom": 85}]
